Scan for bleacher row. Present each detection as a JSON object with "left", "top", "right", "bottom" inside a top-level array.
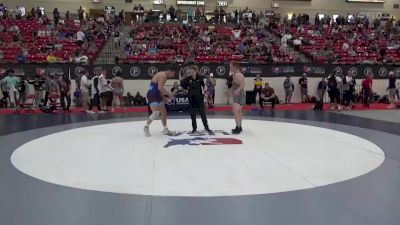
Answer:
[
  {"left": 0, "top": 19, "right": 105, "bottom": 63},
  {"left": 123, "top": 24, "right": 294, "bottom": 63},
  {"left": 272, "top": 24, "right": 400, "bottom": 64}
]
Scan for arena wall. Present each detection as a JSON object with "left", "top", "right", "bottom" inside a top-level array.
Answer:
[
  {"left": 67, "top": 78, "right": 389, "bottom": 104},
  {"left": 0, "top": 77, "right": 391, "bottom": 104}
]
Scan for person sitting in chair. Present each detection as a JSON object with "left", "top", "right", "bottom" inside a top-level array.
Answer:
[{"left": 259, "top": 82, "right": 276, "bottom": 109}]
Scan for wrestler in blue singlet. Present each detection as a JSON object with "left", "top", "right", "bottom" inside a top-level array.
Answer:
[{"left": 147, "top": 82, "right": 164, "bottom": 106}]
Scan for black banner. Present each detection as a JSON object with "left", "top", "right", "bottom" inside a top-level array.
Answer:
[
  {"left": 2, "top": 63, "right": 400, "bottom": 80},
  {"left": 70, "top": 63, "right": 400, "bottom": 80},
  {"left": 0, "top": 64, "right": 69, "bottom": 77}
]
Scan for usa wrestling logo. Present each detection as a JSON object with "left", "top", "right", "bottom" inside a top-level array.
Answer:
[
  {"left": 163, "top": 130, "right": 242, "bottom": 148},
  {"left": 164, "top": 137, "right": 242, "bottom": 148}
]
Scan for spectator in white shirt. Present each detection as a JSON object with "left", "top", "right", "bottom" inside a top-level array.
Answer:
[
  {"left": 293, "top": 39, "right": 302, "bottom": 46},
  {"left": 79, "top": 70, "right": 93, "bottom": 114},
  {"left": 75, "top": 52, "right": 89, "bottom": 64},
  {"left": 98, "top": 72, "right": 113, "bottom": 111},
  {"left": 76, "top": 30, "right": 85, "bottom": 47},
  {"left": 232, "top": 29, "right": 241, "bottom": 40}
]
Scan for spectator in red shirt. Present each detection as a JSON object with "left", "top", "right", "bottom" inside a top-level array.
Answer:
[{"left": 362, "top": 74, "right": 373, "bottom": 108}]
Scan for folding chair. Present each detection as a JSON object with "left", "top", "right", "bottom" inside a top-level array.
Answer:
[
  {"left": 19, "top": 94, "right": 35, "bottom": 113},
  {"left": 48, "top": 93, "right": 62, "bottom": 111}
]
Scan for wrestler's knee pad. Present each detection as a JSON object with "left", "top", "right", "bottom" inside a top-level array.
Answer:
[{"left": 149, "top": 111, "right": 161, "bottom": 120}]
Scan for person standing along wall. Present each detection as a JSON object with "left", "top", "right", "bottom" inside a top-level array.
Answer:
[
  {"left": 2, "top": 69, "right": 19, "bottom": 110},
  {"left": 79, "top": 70, "right": 92, "bottom": 114},
  {"left": 111, "top": 71, "right": 125, "bottom": 112},
  {"left": 252, "top": 74, "right": 263, "bottom": 110},
  {"left": 342, "top": 72, "right": 356, "bottom": 110},
  {"left": 283, "top": 75, "right": 294, "bottom": 104},
  {"left": 361, "top": 74, "right": 373, "bottom": 108},
  {"left": 387, "top": 71, "right": 397, "bottom": 109},
  {"left": 99, "top": 71, "right": 114, "bottom": 112},
  {"left": 327, "top": 74, "right": 341, "bottom": 111},
  {"left": 205, "top": 73, "right": 216, "bottom": 108},
  {"left": 90, "top": 71, "right": 103, "bottom": 113},
  {"left": 27, "top": 74, "right": 45, "bottom": 107},
  {"left": 317, "top": 77, "right": 327, "bottom": 102},
  {"left": 59, "top": 75, "right": 71, "bottom": 112},
  {"left": 299, "top": 73, "right": 308, "bottom": 103}
]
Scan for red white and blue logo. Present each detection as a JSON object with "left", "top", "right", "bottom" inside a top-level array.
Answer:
[{"left": 164, "top": 137, "right": 242, "bottom": 148}]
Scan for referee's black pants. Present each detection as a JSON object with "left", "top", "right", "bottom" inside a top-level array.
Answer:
[{"left": 189, "top": 95, "right": 209, "bottom": 131}]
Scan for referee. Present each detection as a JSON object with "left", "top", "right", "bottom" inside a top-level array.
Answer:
[{"left": 181, "top": 65, "right": 213, "bottom": 134}]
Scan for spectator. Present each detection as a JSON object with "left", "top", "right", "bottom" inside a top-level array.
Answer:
[
  {"left": 361, "top": 74, "right": 373, "bottom": 108},
  {"left": 99, "top": 71, "right": 114, "bottom": 111},
  {"left": 15, "top": 5, "right": 22, "bottom": 19},
  {"left": 252, "top": 74, "right": 263, "bottom": 109},
  {"left": 342, "top": 42, "right": 349, "bottom": 51},
  {"left": 80, "top": 71, "right": 92, "bottom": 113},
  {"left": 27, "top": 75, "right": 45, "bottom": 106},
  {"left": 59, "top": 75, "right": 71, "bottom": 112},
  {"left": 76, "top": 29, "right": 85, "bottom": 47},
  {"left": 65, "top": 10, "right": 70, "bottom": 20},
  {"left": 348, "top": 47, "right": 357, "bottom": 57},
  {"left": 111, "top": 71, "right": 125, "bottom": 112},
  {"left": 0, "top": 81, "right": 8, "bottom": 108},
  {"left": 36, "top": 6, "right": 42, "bottom": 18},
  {"left": 75, "top": 52, "right": 89, "bottom": 64},
  {"left": 47, "top": 52, "right": 58, "bottom": 63},
  {"left": 17, "top": 77, "right": 28, "bottom": 107},
  {"left": 176, "top": 6, "right": 182, "bottom": 22},
  {"left": 89, "top": 71, "right": 102, "bottom": 113},
  {"left": 41, "top": 74, "right": 60, "bottom": 107},
  {"left": 113, "top": 31, "right": 121, "bottom": 48},
  {"left": 188, "top": 7, "right": 193, "bottom": 23},
  {"left": 283, "top": 75, "right": 294, "bottom": 104},
  {"left": 16, "top": 52, "right": 27, "bottom": 63},
  {"left": 342, "top": 72, "right": 356, "bottom": 109},
  {"left": 387, "top": 71, "right": 397, "bottom": 109},
  {"left": 78, "top": 6, "right": 85, "bottom": 22},
  {"left": 299, "top": 73, "right": 308, "bottom": 103},
  {"left": 169, "top": 5, "right": 175, "bottom": 21},
  {"left": 2, "top": 70, "right": 19, "bottom": 109},
  {"left": 317, "top": 77, "right": 327, "bottom": 102},
  {"left": 259, "top": 82, "right": 276, "bottom": 109},
  {"left": 133, "top": 92, "right": 146, "bottom": 106},
  {"left": 327, "top": 74, "right": 341, "bottom": 111},
  {"left": 138, "top": 4, "right": 144, "bottom": 23},
  {"left": 205, "top": 73, "right": 216, "bottom": 108},
  {"left": 53, "top": 8, "right": 60, "bottom": 24},
  {"left": 171, "top": 82, "right": 180, "bottom": 93}
]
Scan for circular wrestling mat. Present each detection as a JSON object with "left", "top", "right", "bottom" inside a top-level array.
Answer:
[{"left": 11, "top": 118, "right": 385, "bottom": 196}]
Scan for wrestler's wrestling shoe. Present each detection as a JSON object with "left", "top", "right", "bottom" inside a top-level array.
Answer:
[
  {"left": 162, "top": 128, "right": 174, "bottom": 135},
  {"left": 144, "top": 126, "right": 151, "bottom": 137},
  {"left": 188, "top": 130, "right": 197, "bottom": 134},
  {"left": 231, "top": 126, "right": 243, "bottom": 134},
  {"left": 205, "top": 128, "right": 215, "bottom": 135}
]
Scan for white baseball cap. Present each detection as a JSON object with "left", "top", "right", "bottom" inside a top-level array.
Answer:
[{"left": 210, "top": 73, "right": 214, "bottom": 77}]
